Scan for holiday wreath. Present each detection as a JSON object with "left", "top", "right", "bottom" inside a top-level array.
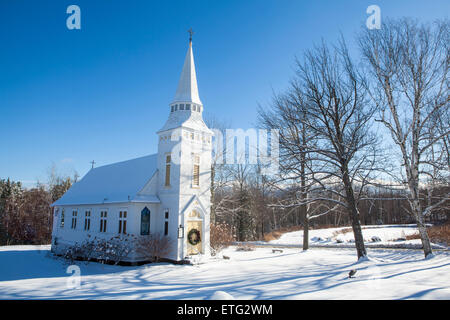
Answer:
[{"left": 187, "top": 228, "right": 201, "bottom": 245}]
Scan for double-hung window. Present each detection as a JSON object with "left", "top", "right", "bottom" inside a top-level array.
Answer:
[
  {"left": 118, "top": 211, "right": 127, "bottom": 234},
  {"left": 71, "top": 210, "right": 77, "bottom": 229},
  {"left": 84, "top": 210, "right": 91, "bottom": 231},
  {"left": 100, "top": 211, "right": 108, "bottom": 232}
]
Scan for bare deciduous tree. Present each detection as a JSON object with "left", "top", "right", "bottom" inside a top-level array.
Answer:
[
  {"left": 260, "top": 39, "right": 382, "bottom": 259},
  {"left": 293, "top": 40, "right": 381, "bottom": 259},
  {"left": 359, "top": 18, "right": 449, "bottom": 257},
  {"left": 204, "top": 115, "right": 234, "bottom": 225},
  {"left": 259, "top": 89, "right": 323, "bottom": 250}
]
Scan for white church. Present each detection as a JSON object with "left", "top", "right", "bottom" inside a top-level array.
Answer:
[{"left": 51, "top": 35, "right": 212, "bottom": 262}]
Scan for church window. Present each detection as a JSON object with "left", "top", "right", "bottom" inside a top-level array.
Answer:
[
  {"left": 60, "top": 209, "right": 65, "bottom": 228},
  {"left": 84, "top": 210, "right": 91, "bottom": 231},
  {"left": 140, "top": 207, "right": 150, "bottom": 235},
  {"left": 118, "top": 211, "right": 127, "bottom": 234},
  {"left": 165, "top": 155, "right": 171, "bottom": 186},
  {"left": 191, "top": 132, "right": 194, "bottom": 140},
  {"left": 175, "top": 104, "right": 178, "bottom": 111},
  {"left": 186, "top": 104, "right": 190, "bottom": 110},
  {"left": 164, "top": 210, "right": 169, "bottom": 236},
  {"left": 171, "top": 105, "right": 174, "bottom": 112},
  {"left": 71, "top": 210, "right": 77, "bottom": 229},
  {"left": 192, "top": 105, "right": 196, "bottom": 111},
  {"left": 180, "top": 104, "right": 184, "bottom": 110},
  {"left": 193, "top": 155, "right": 200, "bottom": 187},
  {"left": 100, "top": 211, "right": 108, "bottom": 232}
]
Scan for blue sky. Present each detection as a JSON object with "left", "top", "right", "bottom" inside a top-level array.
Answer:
[{"left": 0, "top": 0, "right": 448, "bottom": 187}]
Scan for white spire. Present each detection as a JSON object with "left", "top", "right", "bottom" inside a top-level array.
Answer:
[{"left": 172, "top": 39, "right": 202, "bottom": 105}]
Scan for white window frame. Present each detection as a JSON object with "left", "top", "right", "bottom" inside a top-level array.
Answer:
[
  {"left": 118, "top": 210, "right": 127, "bottom": 234},
  {"left": 71, "top": 210, "right": 78, "bottom": 229},
  {"left": 100, "top": 210, "right": 108, "bottom": 233},
  {"left": 84, "top": 210, "right": 91, "bottom": 231}
]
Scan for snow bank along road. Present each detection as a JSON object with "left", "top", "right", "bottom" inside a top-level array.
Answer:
[{"left": 0, "top": 244, "right": 449, "bottom": 299}]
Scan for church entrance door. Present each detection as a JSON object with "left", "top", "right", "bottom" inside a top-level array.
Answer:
[{"left": 187, "top": 220, "right": 202, "bottom": 255}]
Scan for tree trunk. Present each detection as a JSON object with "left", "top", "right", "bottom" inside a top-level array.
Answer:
[
  {"left": 272, "top": 209, "right": 277, "bottom": 230},
  {"left": 300, "top": 146, "right": 308, "bottom": 251},
  {"left": 303, "top": 214, "right": 309, "bottom": 251},
  {"left": 407, "top": 168, "right": 433, "bottom": 257},
  {"left": 342, "top": 167, "right": 367, "bottom": 259},
  {"left": 411, "top": 198, "right": 433, "bottom": 257},
  {"left": 350, "top": 210, "right": 367, "bottom": 259},
  {"left": 416, "top": 215, "right": 433, "bottom": 258},
  {"left": 261, "top": 221, "right": 264, "bottom": 239}
]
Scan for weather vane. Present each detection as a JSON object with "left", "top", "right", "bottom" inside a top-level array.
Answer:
[{"left": 188, "top": 28, "right": 194, "bottom": 42}]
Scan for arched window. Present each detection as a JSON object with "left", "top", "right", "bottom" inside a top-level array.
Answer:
[{"left": 141, "top": 207, "right": 150, "bottom": 235}]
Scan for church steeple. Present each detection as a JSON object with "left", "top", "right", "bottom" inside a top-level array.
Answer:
[
  {"left": 159, "top": 31, "right": 212, "bottom": 134},
  {"left": 172, "top": 29, "right": 202, "bottom": 106}
]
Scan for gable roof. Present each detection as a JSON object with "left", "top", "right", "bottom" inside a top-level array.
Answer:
[
  {"left": 180, "top": 194, "right": 208, "bottom": 217},
  {"left": 52, "top": 154, "right": 159, "bottom": 206}
]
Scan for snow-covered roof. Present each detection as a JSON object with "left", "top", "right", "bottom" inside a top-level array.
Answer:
[
  {"left": 52, "top": 154, "right": 159, "bottom": 206},
  {"left": 158, "top": 108, "right": 213, "bottom": 134},
  {"left": 172, "top": 41, "right": 202, "bottom": 105}
]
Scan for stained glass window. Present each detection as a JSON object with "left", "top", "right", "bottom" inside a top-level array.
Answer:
[{"left": 141, "top": 207, "right": 150, "bottom": 235}]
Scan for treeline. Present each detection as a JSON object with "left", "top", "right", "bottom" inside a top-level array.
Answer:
[
  {"left": 213, "top": 180, "right": 449, "bottom": 242},
  {"left": 0, "top": 174, "right": 75, "bottom": 246}
]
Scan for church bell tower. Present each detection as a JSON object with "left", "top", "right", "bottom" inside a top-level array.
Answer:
[{"left": 157, "top": 30, "right": 212, "bottom": 259}]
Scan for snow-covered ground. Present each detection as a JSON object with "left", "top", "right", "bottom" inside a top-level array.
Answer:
[
  {"left": 270, "top": 224, "right": 447, "bottom": 249},
  {"left": 0, "top": 244, "right": 449, "bottom": 299}
]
